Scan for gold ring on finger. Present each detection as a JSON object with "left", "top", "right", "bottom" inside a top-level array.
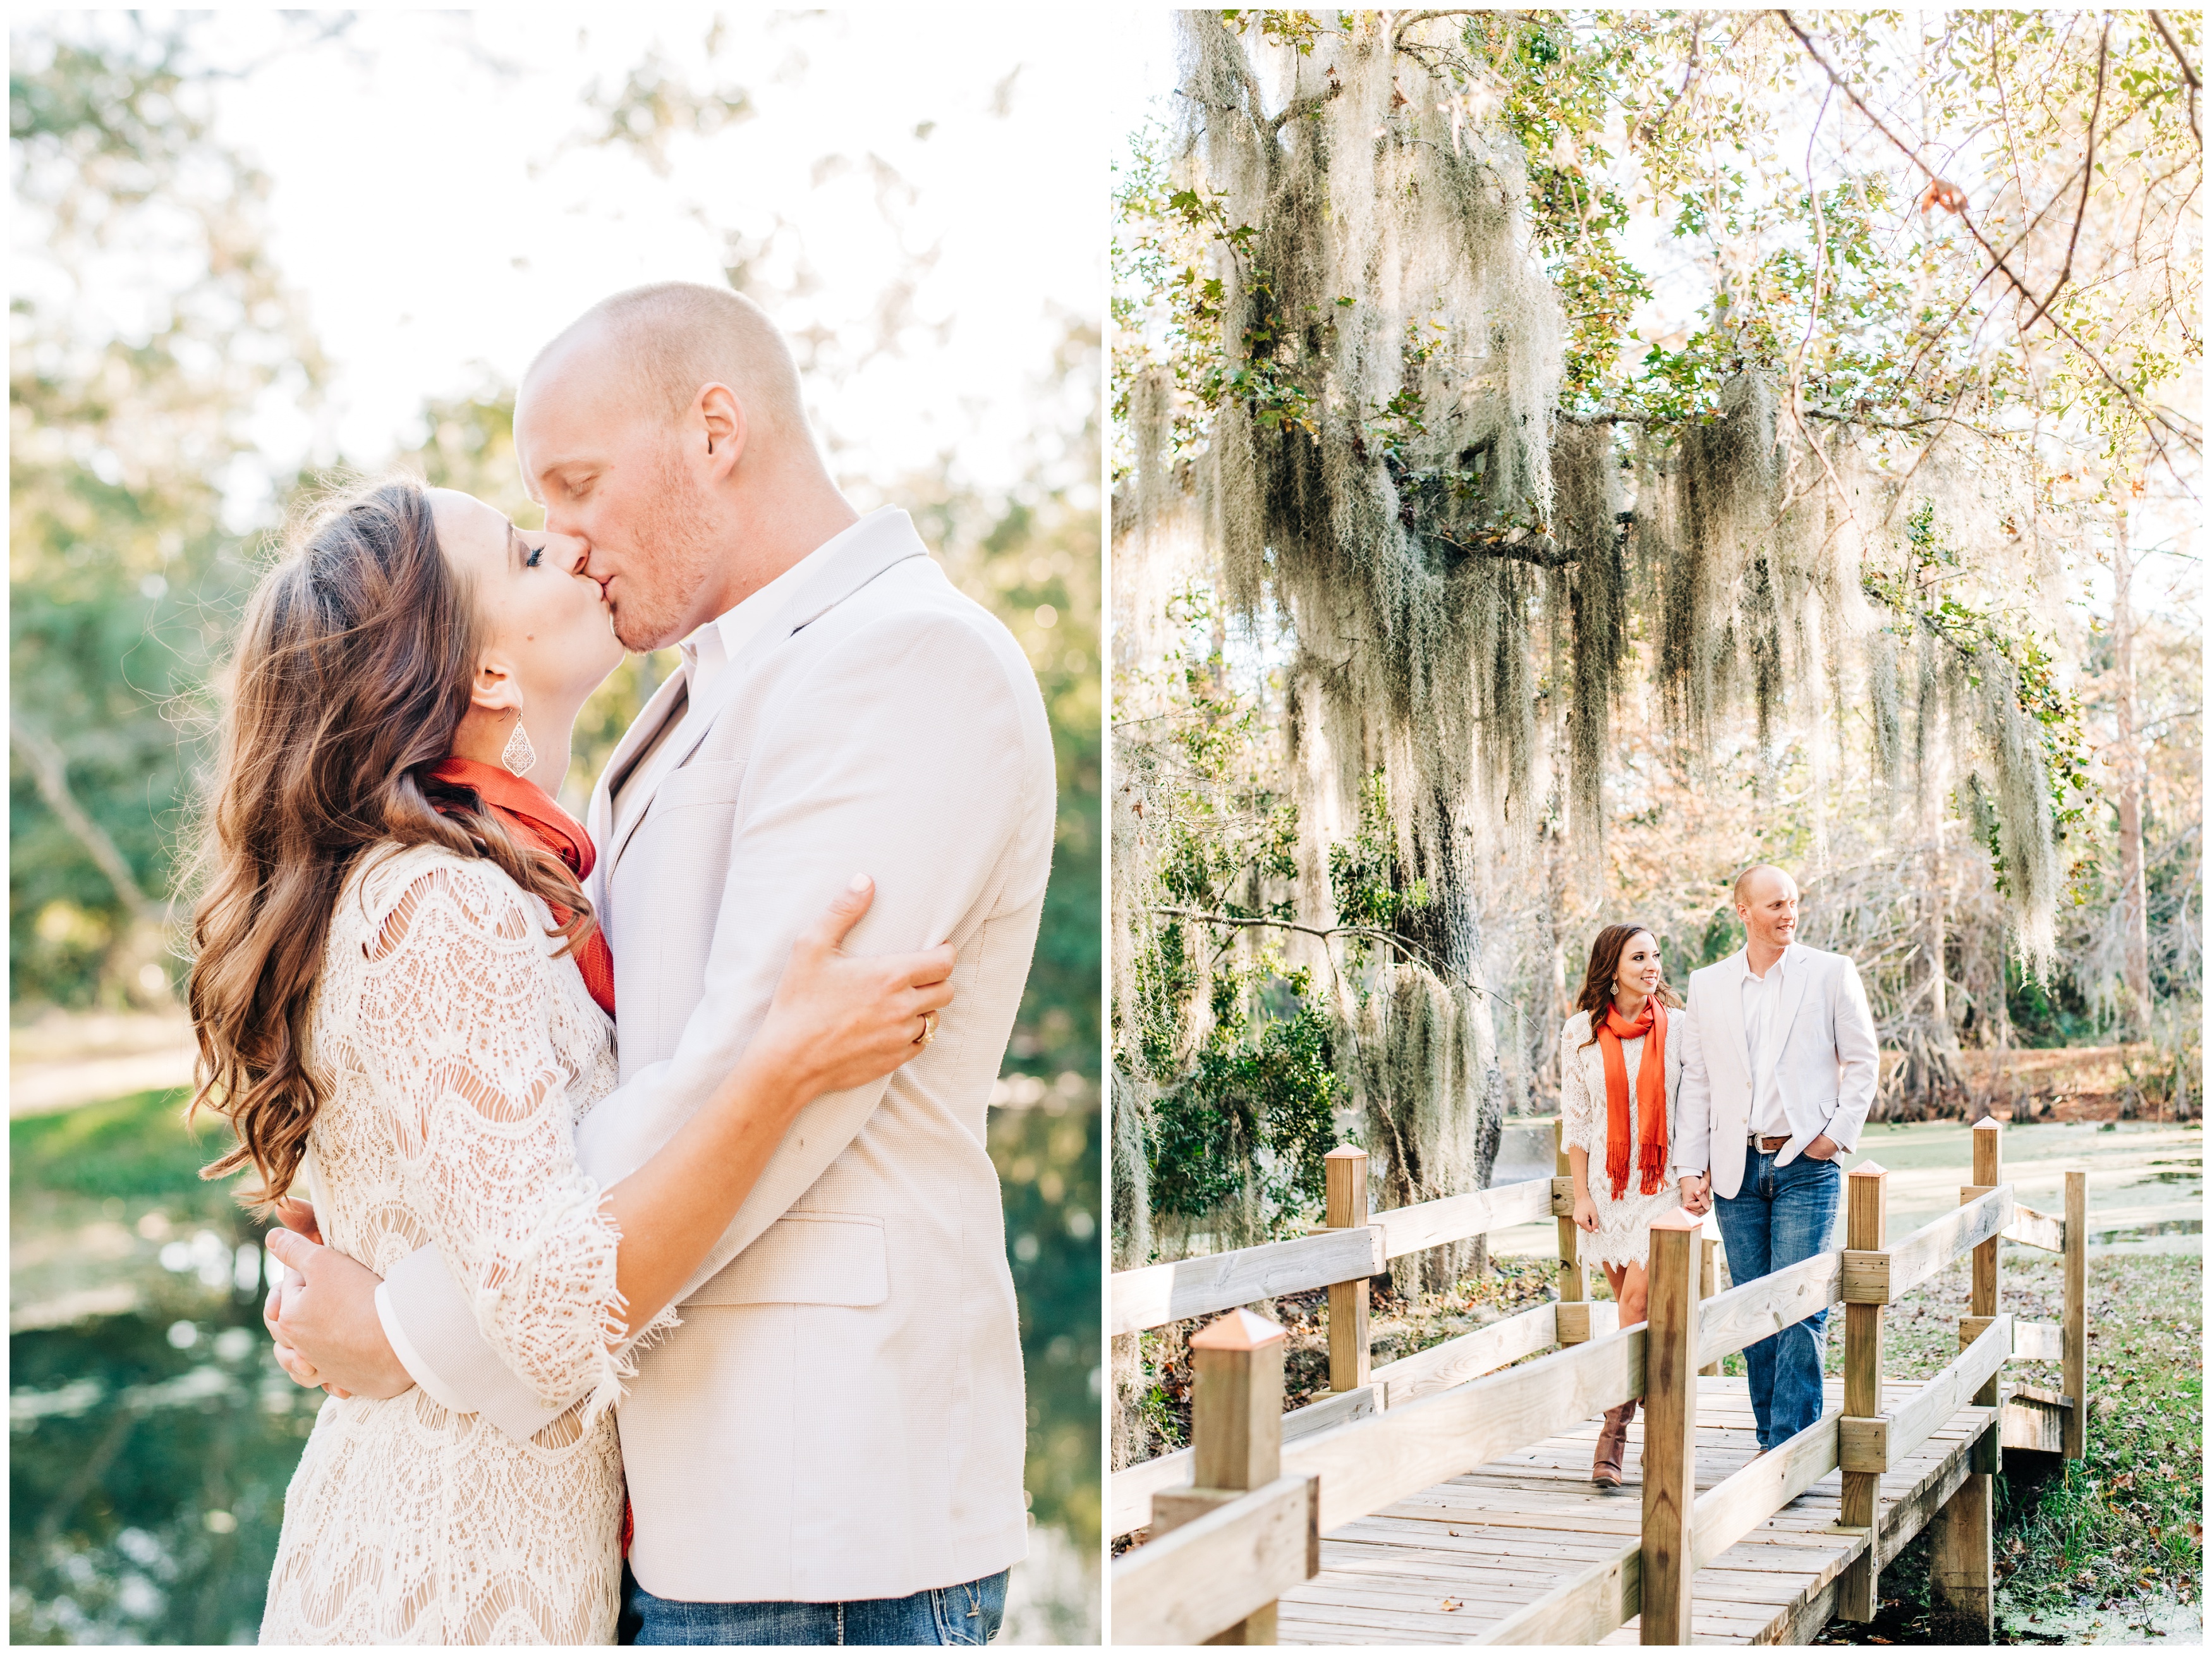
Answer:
[{"left": 917, "top": 1009, "right": 939, "bottom": 1048}]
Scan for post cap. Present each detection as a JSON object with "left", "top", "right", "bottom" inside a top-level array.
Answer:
[
  {"left": 1651, "top": 1208, "right": 1701, "bottom": 1231},
  {"left": 1189, "top": 1307, "right": 1287, "bottom": 1352},
  {"left": 1973, "top": 1117, "right": 2003, "bottom": 1132},
  {"left": 1324, "top": 1144, "right": 1368, "bottom": 1161},
  {"left": 1849, "top": 1160, "right": 1888, "bottom": 1179}
]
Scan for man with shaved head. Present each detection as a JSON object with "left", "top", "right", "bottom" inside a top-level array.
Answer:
[
  {"left": 260, "top": 283, "right": 1051, "bottom": 1642},
  {"left": 1671, "top": 864, "right": 1880, "bottom": 1453}
]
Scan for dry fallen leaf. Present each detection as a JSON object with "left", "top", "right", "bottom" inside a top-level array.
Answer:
[{"left": 1441, "top": 1599, "right": 1462, "bottom": 1612}]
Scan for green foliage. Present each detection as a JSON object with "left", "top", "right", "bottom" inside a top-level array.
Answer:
[
  {"left": 907, "top": 394, "right": 1103, "bottom": 1081},
  {"left": 1220, "top": 11, "right": 1336, "bottom": 58},
  {"left": 1866, "top": 500, "right": 2096, "bottom": 896},
  {"left": 1145, "top": 980, "right": 1338, "bottom": 1227},
  {"left": 1457, "top": 13, "right": 1660, "bottom": 403},
  {"left": 11, "top": 16, "right": 329, "bottom": 1008},
  {"left": 1328, "top": 768, "right": 1430, "bottom": 944},
  {"left": 1163, "top": 184, "right": 1320, "bottom": 437},
  {"left": 988, "top": 1099, "right": 1101, "bottom": 1558}
]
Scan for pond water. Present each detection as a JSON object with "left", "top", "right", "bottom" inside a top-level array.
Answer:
[
  {"left": 11, "top": 1084, "right": 1100, "bottom": 1644},
  {"left": 13, "top": 1235, "right": 310, "bottom": 1644}
]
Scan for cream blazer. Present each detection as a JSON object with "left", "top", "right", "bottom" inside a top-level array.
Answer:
[
  {"left": 377, "top": 508, "right": 1055, "bottom": 1604},
  {"left": 1670, "top": 943, "right": 1881, "bottom": 1199}
]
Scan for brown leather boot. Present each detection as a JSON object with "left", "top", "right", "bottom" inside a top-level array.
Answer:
[{"left": 1592, "top": 1398, "right": 1638, "bottom": 1487}]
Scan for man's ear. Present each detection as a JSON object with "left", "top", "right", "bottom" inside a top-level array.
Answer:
[
  {"left": 470, "top": 659, "right": 523, "bottom": 716},
  {"left": 696, "top": 382, "right": 748, "bottom": 482}
]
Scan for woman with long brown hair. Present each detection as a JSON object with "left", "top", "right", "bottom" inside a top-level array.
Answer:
[
  {"left": 1559, "top": 923, "right": 1685, "bottom": 1488},
  {"left": 189, "top": 477, "right": 952, "bottom": 1644}
]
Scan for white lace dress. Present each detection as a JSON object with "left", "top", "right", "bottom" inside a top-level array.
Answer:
[
  {"left": 1558, "top": 1008, "right": 1684, "bottom": 1270},
  {"left": 258, "top": 843, "right": 672, "bottom": 1645}
]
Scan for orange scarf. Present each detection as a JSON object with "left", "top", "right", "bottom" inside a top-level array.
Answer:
[
  {"left": 425, "top": 758, "right": 616, "bottom": 1018},
  {"left": 1596, "top": 998, "right": 1668, "bottom": 1201}
]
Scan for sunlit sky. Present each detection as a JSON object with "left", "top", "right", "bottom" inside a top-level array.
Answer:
[{"left": 68, "top": 9, "right": 1104, "bottom": 518}]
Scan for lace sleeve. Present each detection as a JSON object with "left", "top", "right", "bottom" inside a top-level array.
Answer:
[
  {"left": 1558, "top": 1018, "right": 1605, "bottom": 1158},
  {"left": 361, "top": 857, "right": 632, "bottom": 1420}
]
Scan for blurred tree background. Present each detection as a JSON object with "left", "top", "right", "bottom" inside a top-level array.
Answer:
[{"left": 11, "top": 13, "right": 1098, "bottom": 1643}]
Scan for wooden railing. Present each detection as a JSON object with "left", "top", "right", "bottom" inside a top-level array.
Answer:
[
  {"left": 1109, "top": 1118, "right": 2088, "bottom": 1646},
  {"left": 1112, "top": 1126, "right": 1622, "bottom": 1538}
]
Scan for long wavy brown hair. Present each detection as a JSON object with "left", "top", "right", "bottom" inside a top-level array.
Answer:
[
  {"left": 188, "top": 476, "right": 595, "bottom": 1211},
  {"left": 1573, "top": 924, "right": 1682, "bottom": 1049}
]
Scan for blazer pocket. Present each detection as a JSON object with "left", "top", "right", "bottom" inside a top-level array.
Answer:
[
  {"left": 652, "top": 759, "right": 746, "bottom": 812},
  {"left": 684, "top": 1211, "right": 889, "bottom": 1307}
]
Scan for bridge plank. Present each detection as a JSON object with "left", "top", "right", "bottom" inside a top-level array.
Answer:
[
  {"left": 1962, "top": 1187, "right": 2065, "bottom": 1253},
  {"left": 1843, "top": 1187, "right": 2014, "bottom": 1305},
  {"left": 1841, "top": 1316, "right": 2012, "bottom": 1472},
  {"left": 1474, "top": 1539, "right": 1639, "bottom": 1644},
  {"left": 1108, "top": 1474, "right": 1316, "bottom": 1647},
  {"left": 1110, "top": 1227, "right": 1385, "bottom": 1336},
  {"left": 1966, "top": 1314, "right": 2062, "bottom": 1362},
  {"left": 1111, "top": 1384, "right": 1376, "bottom": 1536},
  {"left": 1284, "top": 1328, "right": 1644, "bottom": 1535},
  {"left": 1261, "top": 1376, "right": 2007, "bottom": 1650},
  {"left": 2001, "top": 1386, "right": 2072, "bottom": 1453},
  {"left": 1372, "top": 1302, "right": 1560, "bottom": 1408},
  {"left": 1373, "top": 1178, "right": 1555, "bottom": 1259},
  {"left": 1689, "top": 1410, "right": 1842, "bottom": 1570},
  {"left": 1695, "top": 1249, "right": 1840, "bottom": 1369}
]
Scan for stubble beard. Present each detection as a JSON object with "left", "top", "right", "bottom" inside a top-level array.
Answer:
[{"left": 608, "top": 456, "right": 722, "bottom": 654}]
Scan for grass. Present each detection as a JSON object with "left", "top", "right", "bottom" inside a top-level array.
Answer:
[
  {"left": 1813, "top": 1250, "right": 2203, "bottom": 1643},
  {"left": 11, "top": 1085, "right": 240, "bottom": 1219}
]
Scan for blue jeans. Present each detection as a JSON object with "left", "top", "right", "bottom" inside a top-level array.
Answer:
[
  {"left": 628, "top": 1568, "right": 1007, "bottom": 1646},
  {"left": 1713, "top": 1148, "right": 1842, "bottom": 1450}
]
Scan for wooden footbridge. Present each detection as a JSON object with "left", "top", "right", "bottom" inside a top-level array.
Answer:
[{"left": 1111, "top": 1120, "right": 2087, "bottom": 1645}]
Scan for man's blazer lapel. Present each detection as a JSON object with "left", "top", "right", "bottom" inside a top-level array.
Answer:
[
  {"left": 592, "top": 665, "right": 692, "bottom": 895},
  {"left": 602, "top": 511, "right": 931, "bottom": 874},
  {"left": 1771, "top": 942, "right": 1814, "bottom": 1058},
  {"left": 1712, "top": 948, "right": 1753, "bottom": 1074}
]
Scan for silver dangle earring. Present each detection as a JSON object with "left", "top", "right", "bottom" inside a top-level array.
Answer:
[{"left": 501, "top": 716, "right": 536, "bottom": 777}]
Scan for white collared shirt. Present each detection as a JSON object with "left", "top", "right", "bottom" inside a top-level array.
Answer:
[
  {"left": 683, "top": 507, "right": 894, "bottom": 712},
  {"left": 621, "top": 508, "right": 892, "bottom": 820},
  {"left": 1738, "top": 947, "right": 1790, "bottom": 1137}
]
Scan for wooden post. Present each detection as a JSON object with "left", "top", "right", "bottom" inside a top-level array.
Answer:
[
  {"left": 1639, "top": 1210, "right": 1702, "bottom": 1646},
  {"left": 1555, "top": 1118, "right": 1587, "bottom": 1329},
  {"left": 1323, "top": 1145, "right": 1371, "bottom": 1395},
  {"left": 1967, "top": 1119, "right": 2003, "bottom": 1475},
  {"left": 1698, "top": 1235, "right": 1722, "bottom": 1376},
  {"left": 1155, "top": 1307, "right": 1289, "bottom": 1644},
  {"left": 2063, "top": 1168, "right": 2087, "bottom": 1462},
  {"left": 1929, "top": 1453, "right": 1995, "bottom": 1639},
  {"left": 1837, "top": 1161, "right": 1888, "bottom": 1623},
  {"left": 1968, "top": 1120, "right": 2002, "bottom": 1407}
]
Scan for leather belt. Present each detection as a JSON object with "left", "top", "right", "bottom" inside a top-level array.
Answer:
[{"left": 1750, "top": 1134, "right": 1790, "bottom": 1152}]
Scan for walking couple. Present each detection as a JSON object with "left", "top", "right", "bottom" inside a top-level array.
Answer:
[
  {"left": 190, "top": 283, "right": 1054, "bottom": 1643},
  {"left": 1559, "top": 866, "right": 1880, "bottom": 1486}
]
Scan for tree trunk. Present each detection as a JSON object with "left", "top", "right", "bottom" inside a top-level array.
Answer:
[
  {"left": 2111, "top": 494, "right": 2152, "bottom": 1041},
  {"left": 1896, "top": 742, "right": 1963, "bottom": 1118},
  {"left": 9, "top": 713, "right": 175, "bottom": 1007}
]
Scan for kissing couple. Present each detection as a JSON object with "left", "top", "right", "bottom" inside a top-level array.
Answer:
[{"left": 189, "top": 283, "right": 1054, "bottom": 1644}]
